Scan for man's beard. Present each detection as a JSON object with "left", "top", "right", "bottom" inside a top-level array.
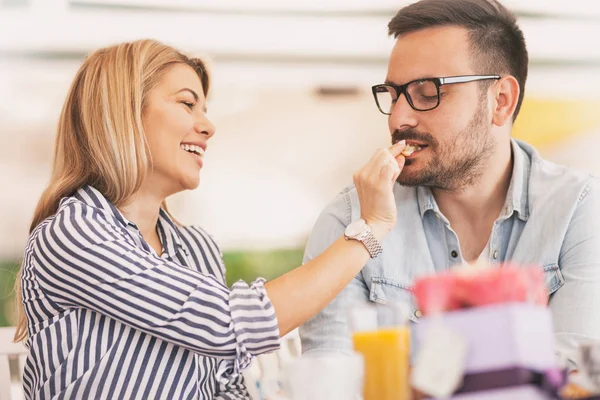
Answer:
[{"left": 392, "top": 102, "right": 494, "bottom": 192}]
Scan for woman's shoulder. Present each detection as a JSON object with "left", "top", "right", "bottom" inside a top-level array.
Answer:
[
  {"left": 176, "top": 224, "right": 220, "bottom": 248},
  {"left": 29, "top": 192, "right": 126, "bottom": 248},
  {"left": 175, "top": 224, "right": 227, "bottom": 278},
  {"left": 60, "top": 194, "right": 123, "bottom": 228}
]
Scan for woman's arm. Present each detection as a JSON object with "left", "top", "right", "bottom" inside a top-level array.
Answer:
[
  {"left": 266, "top": 142, "right": 405, "bottom": 336},
  {"left": 28, "top": 142, "right": 404, "bottom": 362},
  {"left": 29, "top": 208, "right": 278, "bottom": 360}
]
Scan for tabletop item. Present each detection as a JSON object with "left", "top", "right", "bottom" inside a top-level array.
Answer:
[
  {"left": 561, "top": 342, "right": 600, "bottom": 399},
  {"left": 413, "top": 263, "right": 548, "bottom": 316},
  {"left": 283, "top": 351, "right": 364, "bottom": 400},
  {"left": 348, "top": 303, "right": 411, "bottom": 400}
]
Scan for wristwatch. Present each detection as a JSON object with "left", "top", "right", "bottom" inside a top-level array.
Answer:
[{"left": 344, "top": 218, "right": 383, "bottom": 258}]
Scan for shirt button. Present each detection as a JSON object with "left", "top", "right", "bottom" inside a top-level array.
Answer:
[
  {"left": 493, "top": 250, "right": 498, "bottom": 260},
  {"left": 451, "top": 250, "right": 458, "bottom": 258},
  {"left": 414, "top": 309, "right": 423, "bottom": 319}
]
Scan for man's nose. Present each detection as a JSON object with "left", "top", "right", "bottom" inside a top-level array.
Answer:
[{"left": 389, "top": 94, "right": 419, "bottom": 130}]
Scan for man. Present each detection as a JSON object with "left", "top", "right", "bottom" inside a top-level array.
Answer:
[{"left": 300, "top": 0, "right": 600, "bottom": 368}]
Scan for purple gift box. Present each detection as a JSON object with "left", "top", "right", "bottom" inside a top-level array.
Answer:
[
  {"left": 447, "top": 384, "right": 551, "bottom": 399},
  {"left": 413, "top": 303, "right": 557, "bottom": 374},
  {"left": 424, "top": 368, "right": 567, "bottom": 399}
]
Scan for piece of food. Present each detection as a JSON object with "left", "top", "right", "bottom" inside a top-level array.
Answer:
[
  {"left": 560, "top": 382, "right": 594, "bottom": 399},
  {"left": 401, "top": 144, "right": 422, "bottom": 156}
]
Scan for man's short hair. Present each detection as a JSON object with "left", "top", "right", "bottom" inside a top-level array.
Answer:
[{"left": 388, "top": 0, "right": 528, "bottom": 119}]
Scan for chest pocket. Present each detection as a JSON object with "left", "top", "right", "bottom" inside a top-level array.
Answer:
[
  {"left": 369, "top": 277, "right": 419, "bottom": 322},
  {"left": 369, "top": 264, "right": 564, "bottom": 322},
  {"left": 543, "top": 263, "right": 565, "bottom": 296}
]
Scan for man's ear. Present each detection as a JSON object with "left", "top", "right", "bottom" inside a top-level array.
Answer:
[{"left": 491, "top": 75, "right": 520, "bottom": 127}]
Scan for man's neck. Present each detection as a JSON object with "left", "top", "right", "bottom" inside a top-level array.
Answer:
[{"left": 433, "top": 141, "right": 513, "bottom": 229}]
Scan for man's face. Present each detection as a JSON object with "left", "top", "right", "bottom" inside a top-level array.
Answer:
[{"left": 386, "top": 26, "right": 495, "bottom": 191}]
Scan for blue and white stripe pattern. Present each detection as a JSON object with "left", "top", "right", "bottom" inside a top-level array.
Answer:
[{"left": 20, "top": 185, "right": 280, "bottom": 399}]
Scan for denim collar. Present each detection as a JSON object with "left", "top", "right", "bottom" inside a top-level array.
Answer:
[{"left": 416, "top": 139, "right": 530, "bottom": 222}]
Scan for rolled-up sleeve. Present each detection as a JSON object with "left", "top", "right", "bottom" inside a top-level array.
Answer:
[
  {"left": 28, "top": 201, "right": 280, "bottom": 379},
  {"left": 217, "top": 278, "right": 280, "bottom": 381}
]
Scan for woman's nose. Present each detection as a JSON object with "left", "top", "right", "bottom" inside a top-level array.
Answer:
[{"left": 195, "top": 116, "right": 215, "bottom": 139}]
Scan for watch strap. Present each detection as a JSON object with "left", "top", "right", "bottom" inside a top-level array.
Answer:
[{"left": 361, "top": 229, "right": 383, "bottom": 258}]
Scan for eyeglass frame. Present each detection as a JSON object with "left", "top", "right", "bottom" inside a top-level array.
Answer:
[{"left": 371, "top": 75, "right": 501, "bottom": 115}]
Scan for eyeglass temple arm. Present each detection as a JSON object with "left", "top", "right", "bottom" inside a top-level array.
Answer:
[{"left": 439, "top": 75, "right": 500, "bottom": 85}]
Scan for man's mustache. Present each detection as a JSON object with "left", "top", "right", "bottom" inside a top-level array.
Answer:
[{"left": 392, "top": 129, "right": 437, "bottom": 146}]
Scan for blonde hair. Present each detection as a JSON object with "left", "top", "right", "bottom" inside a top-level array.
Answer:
[{"left": 13, "top": 39, "right": 210, "bottom": 342}]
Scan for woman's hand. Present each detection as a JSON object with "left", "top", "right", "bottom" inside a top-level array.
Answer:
[
  {"left": 353, "top": 140, "right": 406, "bottom": 236},
  {"left": 265, "top": 140, "right": 407, "bottom": 336}
]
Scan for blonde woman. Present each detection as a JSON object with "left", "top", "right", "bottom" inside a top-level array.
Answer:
[{"left": 14, "top": 39, "right": 406, "bottom": 399}]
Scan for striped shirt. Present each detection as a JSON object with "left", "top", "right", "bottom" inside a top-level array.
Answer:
[{"left": 20, "top": 185, "right": 280, "bottom": 399}]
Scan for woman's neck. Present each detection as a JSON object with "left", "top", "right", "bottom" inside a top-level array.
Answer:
[{"left": 118, "top": 188, "right": 165, "bottom": 254}]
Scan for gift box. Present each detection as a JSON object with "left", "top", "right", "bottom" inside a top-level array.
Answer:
[
  {"left": 412, "top": 303, "right": 556, "bottom": 374},
  {"left": 413, "top": 264, "right": 548, "bottom": 316},
  {"left": 445, "top": 384, "right": 551, "bottom": 399},
  {"left": 424, "top": 367, "right": 567, "bottom": 399}
]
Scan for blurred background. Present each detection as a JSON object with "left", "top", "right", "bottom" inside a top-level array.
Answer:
[{"left": 1, "top": 0, "right": 599, "bottom": 326}]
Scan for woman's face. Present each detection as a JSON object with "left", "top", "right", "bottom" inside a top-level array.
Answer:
[{"left": 142, "top": 63, "right": 215, "bottom": 197}]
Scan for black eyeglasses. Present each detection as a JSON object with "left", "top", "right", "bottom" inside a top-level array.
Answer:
[{"left": 372, "top": 75, "right": 500, "bottom": 115}]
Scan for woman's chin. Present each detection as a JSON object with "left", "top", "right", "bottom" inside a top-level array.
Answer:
[
  {"left": 183, "top": 175, "right": 201, "bottom": 191},
  {"left": 163, "top": 176, "right": 200, "bottom": 196}
]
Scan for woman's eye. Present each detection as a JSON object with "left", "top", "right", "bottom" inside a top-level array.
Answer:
[{"left": 182, "top": 101, "right": 195, "bottom": 109}]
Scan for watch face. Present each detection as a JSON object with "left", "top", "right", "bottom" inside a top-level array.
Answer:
[{"left": 345, "top": 219, "right": 367, "bottom": 237}]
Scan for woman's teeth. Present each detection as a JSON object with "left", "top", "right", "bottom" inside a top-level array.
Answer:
[
  {"left": 181, "top": 144, "right": 204, "bottom": 156},
  {"left": 401, "top": 144, "right": 423, "bottom": 156}
]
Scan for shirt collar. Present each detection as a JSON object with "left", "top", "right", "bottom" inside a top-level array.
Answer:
[
  {"left": 417, "top": 185, "right": 437, "bottom": 219},
  {"left": 157, "top": 208, "right": 184, "bottom": 250},
  {"left": 501, "top": 139, "right": 530, "bottom": 221},
  {"left": 416, "top": 139, "right": 530, "bottom": 221},
  {"left": 72, "top": 185, "right": 185, "bottom": 249},
  {"left": 71, "top": 185, "right": 133, "bottom": 227}
]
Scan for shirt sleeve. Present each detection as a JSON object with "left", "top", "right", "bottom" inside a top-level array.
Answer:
[
  {"left": 213, "top": 360, "right": 253, "bottom": 399},
  {"left": 552, "top": 178, "right": 600, "bottom": 368},
  {"left": 29, "top": 201, "right": 280, "bottom": 379}
]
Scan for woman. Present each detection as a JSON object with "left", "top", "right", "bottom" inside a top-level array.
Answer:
[{"left": 14, "top": 39, "right": 406, "bottom": 399}]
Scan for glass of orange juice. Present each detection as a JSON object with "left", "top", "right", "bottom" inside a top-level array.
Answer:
[{"left": 348, "top": 303, "right": 410, "bottom": 400}]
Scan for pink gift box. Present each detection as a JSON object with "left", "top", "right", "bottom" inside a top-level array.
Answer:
[{"left": 413, "top": 265, "right": 548, "bottom": 316}]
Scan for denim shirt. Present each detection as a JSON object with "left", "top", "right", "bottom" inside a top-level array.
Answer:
[{"left": 299, "top": 139, "right": 600, "bottom": 367}]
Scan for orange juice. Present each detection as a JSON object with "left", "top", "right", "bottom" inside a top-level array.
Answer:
[{"left": 352, "top": 327, "right": 410, "bottom": 400}]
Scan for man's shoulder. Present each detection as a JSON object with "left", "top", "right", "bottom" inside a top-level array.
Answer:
[
  {"left": 529, "top": 147, "right": 597, "bottom": 197},
  {"left": 321, "top": 183, "right": 417, "bottom": 221},
  {"left": 531, "top": 148, "right": 593, "bottom": 180},
  {"left": 520, "top": 143, "right": 598, "bottom": 220}
]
